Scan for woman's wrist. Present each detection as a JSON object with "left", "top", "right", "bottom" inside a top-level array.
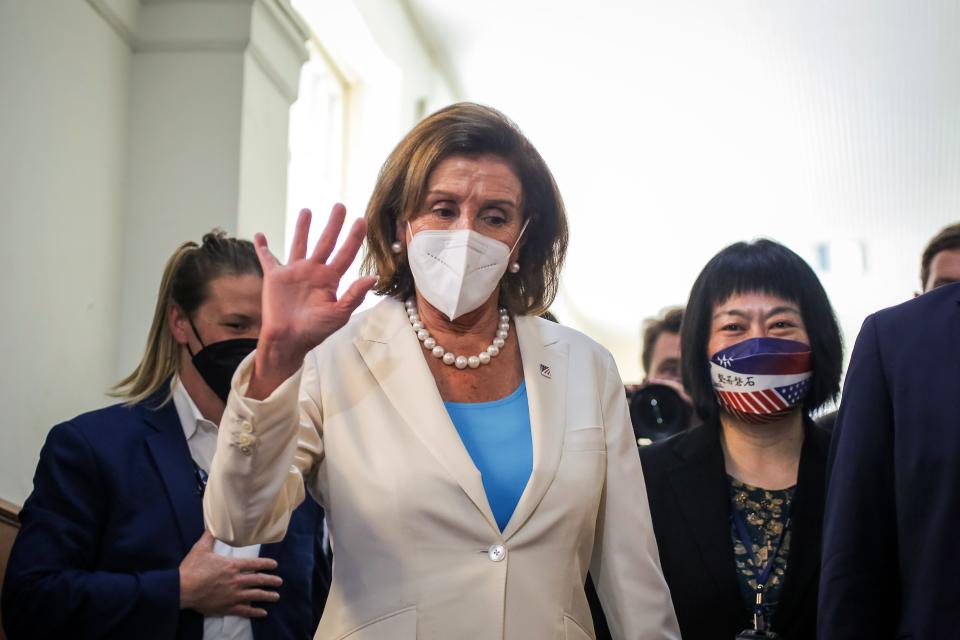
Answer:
[{"left": 248, "top": 340, "right": 306, "bottom": 400}]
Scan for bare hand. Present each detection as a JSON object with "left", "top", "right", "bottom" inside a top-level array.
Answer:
[
  {"left": 179, "top": 531, "right": 283, "bottom": 618},
  {"left": 250, "top": 204, "right": 377, "bottom": 398}
]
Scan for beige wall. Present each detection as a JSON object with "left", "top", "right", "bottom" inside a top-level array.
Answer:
[
  {"left": 0, "top": 0, "right": 308, "bottom": 505},
  {"left": 0, "top": 0, "right": 132, "bottom": 505},
  {"left": 0, "top": 0, "right": 452, "bottom": 505}
]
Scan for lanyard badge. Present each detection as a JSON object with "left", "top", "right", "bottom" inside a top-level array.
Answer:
[{"left": 732, "top": 504, "right": 790, "bottom": 639}]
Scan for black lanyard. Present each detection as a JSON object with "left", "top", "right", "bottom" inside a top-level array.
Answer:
[{"left": 732, "top": 503, "right": 791, "bottom": 634}]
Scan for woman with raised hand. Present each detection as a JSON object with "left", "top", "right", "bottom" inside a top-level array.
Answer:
[{"left": 203, "top": 103, "right": 679, "bottom": 639}]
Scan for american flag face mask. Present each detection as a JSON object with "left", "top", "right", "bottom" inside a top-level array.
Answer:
[{"left": 709, "top": 337, "right": 812, "bottom": 424}]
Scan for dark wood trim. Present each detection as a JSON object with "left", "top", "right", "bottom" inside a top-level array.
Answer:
[{"left": 0, "top": 497, "right": 21, "bottom": 528}]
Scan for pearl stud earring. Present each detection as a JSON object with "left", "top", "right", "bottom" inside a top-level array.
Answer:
[
  {"left": 391, "top": 241, "right": 403, "bottom": 254},
  {"left": 508, "top": 261, "right": 520, "bottom": 274}
]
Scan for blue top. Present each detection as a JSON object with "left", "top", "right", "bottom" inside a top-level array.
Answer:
[{"left": 444, "top": 382, "right": 533, "bottom": 531}]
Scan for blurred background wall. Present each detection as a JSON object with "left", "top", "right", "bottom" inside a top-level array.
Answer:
[{"left": 1, "top": 0, "right": 957, "bottom": 504}]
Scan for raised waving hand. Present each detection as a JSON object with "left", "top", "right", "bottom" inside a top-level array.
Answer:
[{"left": 248, "top": 204, "right": 377, "bottom": 399}]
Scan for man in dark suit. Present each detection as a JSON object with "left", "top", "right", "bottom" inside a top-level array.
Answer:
[
  {"left": 819, "top": 282, "right": 960, "bottom": 638},
  {"left": 2, "top": 231, "right": 330, "bottom": 639},
  {"left": 816, "top": 222, "right": 960, "bottom": 437}
]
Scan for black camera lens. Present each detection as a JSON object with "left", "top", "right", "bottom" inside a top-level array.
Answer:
[{"left": 629, "top": 383, "right": 692, "bottom": 444}]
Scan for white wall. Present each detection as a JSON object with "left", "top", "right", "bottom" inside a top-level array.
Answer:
[
  {"left": 352, "top": 0, "right": 456, "bottom": 129},
  {"left": 117, "top": 48, "right": 245, "bottom": 375},
  {"left": 344, "top": 0, "right": 456, "bottom": 213},
  {"left": 0, "top": 0, "right": 132, "bottom": 504},
  {"left": 286, "top": 0, "right": 454, "bottom": 288},
  {"left": 406, "top": 0, "right": 960, "bottom": 382},
  {"left": 117, "top": 0, "right": 307, "bottom": 377},
  {"left": 290, "top": 0, "right": 455, "bottom": 222},
  {"left": 238, "top": 0, "right": 309, "bottom": 246},
  {"left": 0, "top": 0, "right": 308, "bottom": 505}
]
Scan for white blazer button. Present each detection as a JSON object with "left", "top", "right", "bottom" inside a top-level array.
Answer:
[
  {"left": 237, "top": 433, "right": 254, "bottom": 447},
  {"left": 488, "top": 544, "right": 506, "bottom": 562},
  {"left": 241, "top": 422, "right": 253, "bottom": 433}
]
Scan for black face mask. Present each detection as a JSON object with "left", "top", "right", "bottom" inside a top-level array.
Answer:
[{"left": 187, "top": 317, "right": 257, "bottom": 403}]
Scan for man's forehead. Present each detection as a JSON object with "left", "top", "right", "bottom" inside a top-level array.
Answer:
[
  {"left": 651, "top": 332, "right": 681, "bottom": 357},
  {"left": 930, "top": 249, "right": 960, "bottom": 274}
]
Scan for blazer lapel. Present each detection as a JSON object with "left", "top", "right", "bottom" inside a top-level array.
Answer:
[
  {"left": 501, "top": 316, "right": 568, "bottom": 541},
  {"left": 353, "top": 299, "right": 500, "bottom": 533},
  {"left": 669, "top": 424, "right": 747, "bottom": 621},
  {"left": 143, "top": 395, "right": 205, "bottom": 553},
  {"left": 773, "top": 422, "right": 829, "bottom": 631}
]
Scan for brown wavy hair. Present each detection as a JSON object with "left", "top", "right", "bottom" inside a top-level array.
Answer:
[
  {"left": 921, "top": 222, "right": 960, "bottom": 290},
  {"left": 641, "top": 307, "right": 684, "bottom": 377},
  {"left": 360, "top": 102, "right": 569, "bottom": 316}
]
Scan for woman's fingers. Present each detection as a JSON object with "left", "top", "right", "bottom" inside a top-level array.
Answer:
[
  {"left": 311, "top": 203, "right": 347, "bottom": 264},
  {"left": 288, "top": 208, "right": 312, "bottom": 261},
  {"left": 258, "top": 206, "right": 371, "bottom": 321},
  {"left": 328, "top": 218, "right": 368, "bottom": 276},
  {"left": 338, "top": 276, "right": 378, "bottom": 313},
  {"left": 253, "top": 233, "right": 280, "bottom": 272}
]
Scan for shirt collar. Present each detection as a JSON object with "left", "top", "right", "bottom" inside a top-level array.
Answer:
[{"left": 171, "top": 376, "right": 217, "bottom": 441}]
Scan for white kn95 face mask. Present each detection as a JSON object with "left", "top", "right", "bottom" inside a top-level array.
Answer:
[{"left": 406, "top": 221, "right": 527, "bottom": 321}]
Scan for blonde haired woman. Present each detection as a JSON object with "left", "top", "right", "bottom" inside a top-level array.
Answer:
[{"left": 3, "top": 231, "right": 329, "bottom": 640}]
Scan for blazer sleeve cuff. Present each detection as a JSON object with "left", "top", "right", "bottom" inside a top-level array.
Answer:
[
  {"left": 219, "top": 351, "right": 307, "bottom": 455},
  {"left": 136, "top": 567, "right": 183, "bottom": 636},
  {"left": 206, "top": 351, "right": 311, "bottom": 545}
]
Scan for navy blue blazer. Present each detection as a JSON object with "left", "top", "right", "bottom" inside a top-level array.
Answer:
[
  {"left": 820, "top": 283, "right": 960, "bottom": 638},
  {"left": 2, "top": 388, "right": 330, "bottom": 640}
]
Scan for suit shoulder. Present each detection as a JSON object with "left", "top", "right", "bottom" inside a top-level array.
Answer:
[
  {"left": 311, "top": 296, "right": 399, "bottom": 357},
  {"left": 873, "top": 282, "right": 960, "bottom": 328},
  {"left": 638, "top": 431, "right": 680, "bottom": 468},
  {"left": 49, "top": 400, "right": 152, "bottom": 446},
  {"left": 640, "top": 423, "right": 717, "bottom": 469},
  {"left": 861, "top": 283, "right": 959, "bottom": 360},
  {"left": 336, "top": 300, "right": 386, "bottom": 338},
  {"left": 523, "top": 316, "right": 615, "bottom": 363}
]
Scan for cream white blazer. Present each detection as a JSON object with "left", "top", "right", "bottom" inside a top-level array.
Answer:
[{"left": 204, "top": 298, "right": 680, "bottom": 640}]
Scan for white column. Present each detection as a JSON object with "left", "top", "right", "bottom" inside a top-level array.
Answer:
[
  {"left": 116, "top": 0, "right": 308, "bottom": 374},
  {"left": 0, "top": 0, "right": 136, "bottom": 504}
]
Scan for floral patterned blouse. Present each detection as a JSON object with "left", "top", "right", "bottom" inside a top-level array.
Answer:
[{"left": 728, "top": 476, "right": 796, "bottom": 625}]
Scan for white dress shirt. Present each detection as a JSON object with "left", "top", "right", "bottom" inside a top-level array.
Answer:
[{"left": 172, "top": 378, "right": 261, "bottom": 640}]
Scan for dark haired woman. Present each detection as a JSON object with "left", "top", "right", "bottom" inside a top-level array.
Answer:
[
  {"left": 3, "top": 231, "right": 329, "bottom": 639},
  {"left": 637, "top": 239, "right": 842, "bottom": 640},
  {"left": 203, "top": 103, "right": 680, "bottom": 638}
]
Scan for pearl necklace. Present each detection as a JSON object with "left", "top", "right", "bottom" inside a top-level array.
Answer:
[{"left": 405, "top": 297, "right": 510, "bottom": 369}]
